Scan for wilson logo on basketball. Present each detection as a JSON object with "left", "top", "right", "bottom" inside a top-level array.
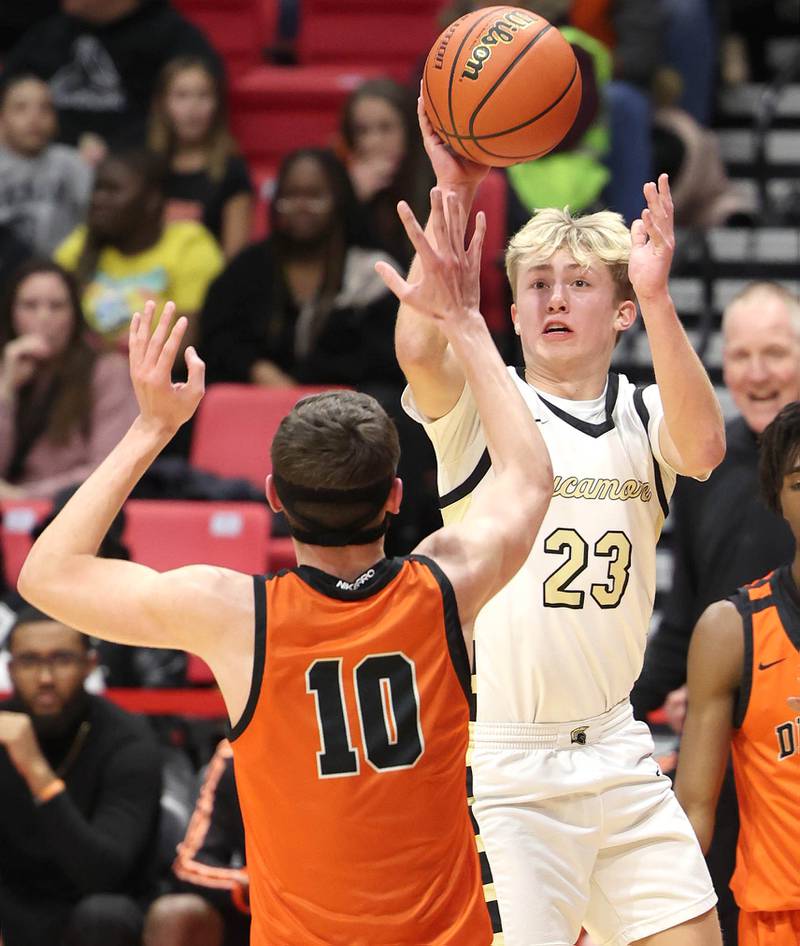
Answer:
[{"left": 461, "top": 10, "right": 538, "bottom": 81}]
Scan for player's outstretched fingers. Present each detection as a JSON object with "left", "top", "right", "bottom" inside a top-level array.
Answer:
[
  {"left": 145, "top": 300, "right": 176, "bottom": 366},
  {"left": 129, "top": 310, "right": 144, "bottom": 370},
  {"left": 467, "top": 210, "right": 486, "bottom": 269},
  {"left": 184, "top": 345, "right": 206, "bottom": 397},
  {"left": 445, "top": 191, "right": 467, "bottom": 261},
  {"left": 429, "top": 187, "right": 452, "bottom": 260},
  {"left": 375, "top": 259, "right": 411, "bottom": 302},
  {"left": 641, "top": 209, "right": 666, "bottom": 248},
  {"left": 155, "top": 313, "right": 187, "bottom": 376},
  {"left": 630, "top": 218, "right": 647, "bottom": 247},
  {"left": 397, "top": 198, "right": 440, "bottom": 272},
  {"left": 645, "top": 177, "right": 672, "bottom": 231}
]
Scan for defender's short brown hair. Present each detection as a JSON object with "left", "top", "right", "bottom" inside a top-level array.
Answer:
[{"left": 271, "top": 391, "right": 400, "bottom": 530}]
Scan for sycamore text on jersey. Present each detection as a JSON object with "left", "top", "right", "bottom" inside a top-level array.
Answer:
[{"left": 552, "top": 476, "right": 653, "bottom": 502}]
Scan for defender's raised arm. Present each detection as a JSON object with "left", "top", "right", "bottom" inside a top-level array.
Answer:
[
  {"left": 377, "top": 187, "right": 552, "bottom": 624},
  {"left": 394, "top": 98, "right": 488, "bottom": 421}
]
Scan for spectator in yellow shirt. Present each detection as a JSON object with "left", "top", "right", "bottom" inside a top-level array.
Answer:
[{"left": 55, "top": 147, "right": 223, "bottom": 351}]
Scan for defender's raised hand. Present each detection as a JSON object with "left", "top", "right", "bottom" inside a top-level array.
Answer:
[
  {"left": 128, "top": 300, "right": 205, "bottom": 434},
  {"left": 376, "top": 187, "right": 486, "bottom": 331},
  {"left": 628, "top": 173, "right": 675, "bottom": 302}
]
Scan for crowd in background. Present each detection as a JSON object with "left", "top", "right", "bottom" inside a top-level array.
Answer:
[{"left": 0, "top": 1, "right": 797, "bottom": 944}]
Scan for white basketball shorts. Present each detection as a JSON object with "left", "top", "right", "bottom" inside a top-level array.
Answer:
[{"left": 470, "top": 700, "right": 716, "bottom": 946}]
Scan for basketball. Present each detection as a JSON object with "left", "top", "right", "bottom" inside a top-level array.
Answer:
[{"left": 422, "top": 6, "right": 582, "bottom": 167}]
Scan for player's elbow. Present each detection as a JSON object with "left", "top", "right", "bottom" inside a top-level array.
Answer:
[
  {"left": 672, "top": 430, "right": 725, "bottom": 480},
  {"left": 17, "top": 550, "right": 46, "bottom": 606},
  {"left": 17, "top": 547, "right": 72, "bottom": 611},
  {"left": 395, "top": 331, "right": 441, "bottom": 376},
  {"left": 505, "top": 452, "right": 553, "bottom": 512},
  {"left": 695, "top": 427, "right": 726, "bottom": 476}
]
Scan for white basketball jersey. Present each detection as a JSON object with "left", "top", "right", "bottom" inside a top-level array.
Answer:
[{"left": 403, "top": 369, "right": 679, "bottom": 723}]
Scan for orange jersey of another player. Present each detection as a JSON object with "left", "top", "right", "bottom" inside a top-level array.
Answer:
[
  {"left": 729, "top": 566, "right": 800, "bottom": 913},
  {"left": 229, "top": 555, "right": 492, "bottom": 946}
]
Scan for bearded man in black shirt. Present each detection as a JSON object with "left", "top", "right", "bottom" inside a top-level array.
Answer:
[{"left": 0, "top": 605, "right": 162, "bottom": 946}]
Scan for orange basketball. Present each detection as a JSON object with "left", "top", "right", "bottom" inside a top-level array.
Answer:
[{"left": 422, "top": 6, "right": 582, "bottom": 167}]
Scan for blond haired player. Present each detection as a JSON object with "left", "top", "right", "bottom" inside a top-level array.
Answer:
[{"left": 394, "top": 101, "right": 726, "bottom": 946}]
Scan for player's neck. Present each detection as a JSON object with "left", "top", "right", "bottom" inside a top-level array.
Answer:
[
  {"left": 293, "top": 540, "right": 388, "bottom": 582},
  {"left": 523, "top": 361, "right": 608, "bottom": 401}
]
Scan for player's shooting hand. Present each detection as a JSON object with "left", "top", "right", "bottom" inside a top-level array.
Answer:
[
  {"left": 628, "top": 173, "right": 675, "bottom": 303},
  {"left": 128, "top": 300, "right": 205, "bottom": 436},
  {"left": 418, "top": 93, "right": 488, "bottom": 194},
  {"left": 376, "top": 188, "right": 485, "bottom": 331}
]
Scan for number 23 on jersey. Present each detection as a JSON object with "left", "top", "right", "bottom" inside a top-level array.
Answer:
[{"left": 543, "top": 528, "right": 633, "bottom": 609}]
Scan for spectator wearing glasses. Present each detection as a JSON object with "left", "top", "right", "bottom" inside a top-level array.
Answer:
[{"left": 0, "top": 605, "right": 162, "bottom": 946}]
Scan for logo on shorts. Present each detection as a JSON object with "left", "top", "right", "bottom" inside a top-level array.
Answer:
[{"left": 570, "top": 726, "right": 588, "bottom": 745}]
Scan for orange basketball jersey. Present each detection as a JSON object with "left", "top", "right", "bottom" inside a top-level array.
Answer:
[
  {"left": 729, "top": 566, "right": 800, "bottom": 913},
  {"left": 229, "top": 556, "right": 492, "bottom": 946}
]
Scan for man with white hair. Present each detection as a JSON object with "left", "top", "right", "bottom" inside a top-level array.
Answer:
[{"left": 633, "top": 281, "right": 800, "bottom": 945}]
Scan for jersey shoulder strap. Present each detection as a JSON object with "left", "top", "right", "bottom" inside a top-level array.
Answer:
[
  {"left": 632, "top": 385, "right": 669, "bottom": 519},
  {"left": 406, "top": 554, "right": 471, "bottom": 703}
]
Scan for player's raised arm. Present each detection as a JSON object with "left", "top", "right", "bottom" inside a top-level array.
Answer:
[
  {"left": 377, "top": 188, "right": 552, "bottom": 626},
  {"left": 674, "top": 599, "right": 742, "bottom": 852},
  {"left": 16, "top": 302, "right": 253, "bottom": 670},
  {"left": 629, "top": 174, "right": 725, "bottom": 478},
  {"left": 394, "top": 97, "right": 489, "bottom": 421}
]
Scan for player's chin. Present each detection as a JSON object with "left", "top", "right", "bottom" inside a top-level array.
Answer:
[{"left": 540, "top": 330, "right": 575, "bottom": 342}]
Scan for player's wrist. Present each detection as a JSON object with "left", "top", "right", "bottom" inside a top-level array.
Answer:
[
  {"left": 132, "top": 413, "right": 181, "bottom": 443},
  {"left": 436, "top": 179, "right": 478, "bottom": 207},
  {"left": 635, "top": 287, "right": 673, "bottom": 309}
]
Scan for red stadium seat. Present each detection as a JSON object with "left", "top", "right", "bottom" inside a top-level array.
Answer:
[
  {"left": 190, "top": 384, "right": 341, "bottom": 489},
  {"left": 123, "top": 500, "right": 271, "bottom": 574},
  {"left": 190, "top": 385, "right": 346, "bottom": 573},
  {"left": 0, "top": 499, "right": 53, "bottom": 588},
  {"left": 171, "top": 0, "right": 265, "bottom": 77},
  {"left": 123, "top": 499, "right": 273, "bottom": 682},
  {"left": 229, "top": 63, "right": 384, "bottom": 166},
  {"left": 297, "top": 1, "right": 441, "bottom": 77}
]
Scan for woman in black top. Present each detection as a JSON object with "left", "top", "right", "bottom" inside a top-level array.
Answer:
[
  {"left": 199, "top": 148, "right": 438, "bottom": 552},
  {"left": 199, "top": 147, "right": 401, "bottom": 391},
  {"left": 149, "top": 56, "right": 253, "bottom": 259}
]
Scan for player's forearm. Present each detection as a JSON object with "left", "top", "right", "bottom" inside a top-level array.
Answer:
[
  {"left": 18, "top": 416, "right": 171, "bottom": 596},
  {"left": 395, "top": 260, "right": 450, "bottom": 370},
  {"left": 640, "top": 290, "right": 725, "bottom": 476},
  {"left": 678, "top": 799, "right": 716, "bottom": 855},
  {"left": 449, "top": 313, "right": 551, "bottom": 494},
  {"left": 395, "top": 182, "right": 479, "bottom": 371}
]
